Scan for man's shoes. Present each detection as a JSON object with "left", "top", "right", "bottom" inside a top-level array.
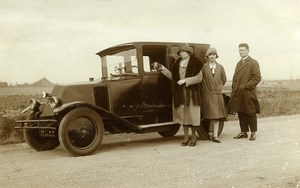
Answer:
[
  {"left": 233, "top": 132, "right": 248, "bottom": 139},
  {"left": 209, "top": 135, "right": 213, "bottom": 141},
  {"left": 212, "top": 137, "right": 221, "bottom": 143},
  {"left": 249, "top": 133, "right": 256, "bottom": 141}
]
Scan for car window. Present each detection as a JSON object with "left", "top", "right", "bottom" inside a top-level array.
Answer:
[
  {"left": 142, "top": 45, "right": 166, "bottom": 73},
  {"left": 101, "top": 48, "right": 137, "bottom": 77},
  {"left": 143, "top": 56, "right": 151, "bottom": 72},
  {"left": 170, "top": 46, "right": 179, "bottom": 60}
]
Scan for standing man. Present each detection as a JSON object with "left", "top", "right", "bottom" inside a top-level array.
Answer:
[{"left": 229, "top": 43, "right": 261, "bottom": 141}]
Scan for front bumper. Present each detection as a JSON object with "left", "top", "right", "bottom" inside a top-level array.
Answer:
[{"left": 15, "top": 119, "right": 57, "bottom": 130}]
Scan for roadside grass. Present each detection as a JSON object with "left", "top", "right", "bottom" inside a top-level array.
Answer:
[
  {"left": 1, "top": 87, "right": 300, "bottom": 145},
  {"left": 258, "top": 88, "right": 300, "bottom": 117},
  {"left": 0, "top": 86, "right": 48, "bottom": 145},
  {"left": 0, "top": 116, "right": 24, "bottom": 145},
  {"left": 0, "top": 94, "right": 34, "bottom": 145}
]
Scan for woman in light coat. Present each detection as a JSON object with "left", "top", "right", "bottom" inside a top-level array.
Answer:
[
  {"left": 155, "top": 43, "right": 203, "bottom": 147},
  {"left": 201, "top": 47, "right": 228, "bottom": 143}
]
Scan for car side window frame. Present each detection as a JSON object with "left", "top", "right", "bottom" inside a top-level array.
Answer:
[{"left": 141, "top": 45, "right": 167, "bottom": 74}]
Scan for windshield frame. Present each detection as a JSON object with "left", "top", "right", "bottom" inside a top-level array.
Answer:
[{"left": 100, "top": 45, "right": 138, "bottom": 78}]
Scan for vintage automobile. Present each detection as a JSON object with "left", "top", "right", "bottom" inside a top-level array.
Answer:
[{"left": 15, "top": 42, "right": 227, "bottom": 156}]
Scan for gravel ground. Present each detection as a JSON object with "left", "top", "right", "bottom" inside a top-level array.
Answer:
[{"left": 0, "top": 114, "right": 300, "bottom": 188}]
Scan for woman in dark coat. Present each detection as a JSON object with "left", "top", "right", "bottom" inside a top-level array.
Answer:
[
  {"left": 155, "top": 43, "right": 203, "bottom": 147},
  {"left": 201, "top": 47, "right": 228, "bottom": 143}
]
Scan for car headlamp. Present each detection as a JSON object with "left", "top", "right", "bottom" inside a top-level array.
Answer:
[
  {"left": 49, "top": 96, "right": 61, "bottom": 108},
  {"left": 29, "top": 99, "right": 41, "bottom": 110},
  {"left": 41, "top": 91, "right": 49, "bottom": 98}
]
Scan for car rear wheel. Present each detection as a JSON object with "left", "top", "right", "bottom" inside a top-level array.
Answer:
[
  {"left": 197, "top": 120, "right": 224, "bottom": 139},
  {"left": 158, "top": 124, "right": 180, "bottom": 137},
  {"left": 59, "top": 107, "right": 104, "bottom": 156},
  {"left": 23, "top": 113, "right": 60, "bottom": 151}
]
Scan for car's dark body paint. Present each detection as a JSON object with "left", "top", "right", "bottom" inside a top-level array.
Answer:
[
  {"left": 32, "top": 42, "right": 210, "bottom": 133},
  {"left": 15, "top": 42, "right": 215, "bottom": 155}
]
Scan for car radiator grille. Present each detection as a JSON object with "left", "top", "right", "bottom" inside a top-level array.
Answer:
[{"left": 94, "top": 86, "right": 109, "bottom": 110}]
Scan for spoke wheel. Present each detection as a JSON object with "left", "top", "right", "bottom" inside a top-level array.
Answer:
[{"left": 59, "top": 108, "right": 104, "bottom": 156}]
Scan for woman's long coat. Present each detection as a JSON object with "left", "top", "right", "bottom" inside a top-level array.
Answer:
[
  {"left": 228, "top": 56, "right": 261, "bottom": 114},
  {"left": 161, "top": 55, "right": 203, "bottom": 126},
  {"left": 201, "top": 62, "right": 228, "bottom": 119}
]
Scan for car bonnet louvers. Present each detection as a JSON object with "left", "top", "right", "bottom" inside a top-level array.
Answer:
[{"left": 94, "top": 85, "right": 109, "bottom": 110}]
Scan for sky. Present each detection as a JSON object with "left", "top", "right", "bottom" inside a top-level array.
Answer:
[{"left": 1, "top": 0, "right": 300, "bottom": 85}]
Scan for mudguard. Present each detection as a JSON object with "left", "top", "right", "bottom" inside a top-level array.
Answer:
[{"left": 53, "top": 101, "right": 139, "bottom": 131}]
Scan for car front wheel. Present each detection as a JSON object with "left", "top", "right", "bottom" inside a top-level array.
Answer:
[
  {"left": 24, "top": 129, "right": 60, "bottom": 151},
  {"left": 59, "top": 107, "right": 104, "bottom": 156},
  {"left": 23, "top": 113, "right": 60, "bottom": 151}
]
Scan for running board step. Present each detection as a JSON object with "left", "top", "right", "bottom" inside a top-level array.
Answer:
[
  {"left": 138, "top": 122, "right": 178, "bottom": 129},
  {"left": 137, "top": 122, "right": 179, "bottom": 134}
]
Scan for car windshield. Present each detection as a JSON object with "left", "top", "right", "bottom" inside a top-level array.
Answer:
[{"left": 101, "top": 46, "right": 138, "bottom": 78}]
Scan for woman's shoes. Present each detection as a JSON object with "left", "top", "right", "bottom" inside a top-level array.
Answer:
[
  {"left": 189, "top": 140, "right": 197, "bottom": 147},
  {"left": 181, "top": 139, "right": 190, "bottom": 146},
  {"left": 181, "top": 139, "right": 197, "bottom": 147},
  {"left": 212, "top": 137, "right": 221, "bottom": 143}
]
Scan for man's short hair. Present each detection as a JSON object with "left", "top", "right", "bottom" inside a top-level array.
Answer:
[{"left": 239, "top": 43, "right": 249, "bottom": 50}]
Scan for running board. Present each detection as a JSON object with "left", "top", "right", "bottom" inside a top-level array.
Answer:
[{"left": 137, "top": 121, "right": 179, "bottom": 133}]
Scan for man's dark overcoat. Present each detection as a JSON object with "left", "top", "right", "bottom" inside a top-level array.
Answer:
[{"left": 228, "top": 56, "right": 261, "bottom": 114}]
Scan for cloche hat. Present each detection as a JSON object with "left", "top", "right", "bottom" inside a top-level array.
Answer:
[
  {"left": 177, "top": 43, "right": 193, "bottom": 55},
  {"left": 206, "top": 47, "right": 219, "bottom": 58}
]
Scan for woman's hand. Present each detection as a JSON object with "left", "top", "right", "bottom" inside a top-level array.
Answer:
[
  {"left": 153, "top": 62, "right": 164, "bottom": 72},
  {"left": 177, "top": 79, "right": 186, "bottom": 85}
]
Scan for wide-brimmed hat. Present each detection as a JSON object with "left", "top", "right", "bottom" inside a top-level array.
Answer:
[
  {"left": 206, "top": 47, "right": 219, "bottom": 58},
  {"left": 177, "top": 43, "right": 193, "bottom": 55}
]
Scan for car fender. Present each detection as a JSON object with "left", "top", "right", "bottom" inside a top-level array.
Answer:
[
  {"left": 53, "top": 101, "right": 99, "bottom": 114},
  {"left": 54, "top": 101, "right": 139, "bottom": 131}
]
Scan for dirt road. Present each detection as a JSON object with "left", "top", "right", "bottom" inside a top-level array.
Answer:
[{"left": 0, "top": 115, "right": 300, "bottom": 188}]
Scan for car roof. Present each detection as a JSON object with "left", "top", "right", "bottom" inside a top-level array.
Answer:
[{"left": 96, "top": 41, "right": 210, "bottom": 57}]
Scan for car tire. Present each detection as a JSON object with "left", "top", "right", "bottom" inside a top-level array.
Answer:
[
  {"left": 23, "top": 113, "right": 60, "bottom": 151},
  {"left": 197, "top": 120, "right": 224, "bottom": 140},
  {"left": 158, "top": 124, "right": 180, "bottom": 137},
  {"left": 24, "top": 129, "right": 60, "bottom": 151},
  {"left": 59, "top": 107, "right": 104, "bottom": 156}
]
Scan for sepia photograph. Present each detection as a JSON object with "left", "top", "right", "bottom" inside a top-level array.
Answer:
[{"left": 0, "top": 0, "right": 300, "bottom": 187}]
